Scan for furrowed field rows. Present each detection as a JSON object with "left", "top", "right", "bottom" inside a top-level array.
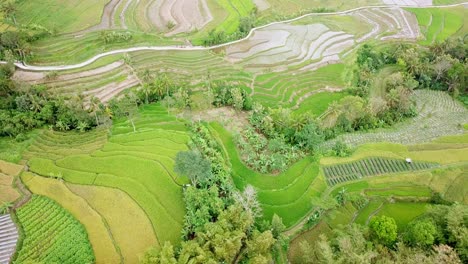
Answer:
[
  {"left": 21, "top": 172, "right": 158, "bottom": 263},
  {"left": 15, "top": 195, "right": 94, "bottom": 264},
  {"left": 323, "top": 157, "right": 438, "bottom": 186},
  {"left": 209, "top": 122, "right": 327, "bottom": 227},
  {"left": 26, "top": 104, "right": 189, "bottom": 245}
]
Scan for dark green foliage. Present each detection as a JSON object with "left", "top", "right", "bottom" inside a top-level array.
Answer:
[
  {"left": 174, "top": 151, "right": 212, "bottom": 187},
  {"left": 403, "top": 219, "right": 438, "bottom": 248},
  {"left": 0, "top": 65, "right": 96, "bottom": 136},
  {"left": 331, "top": 140, "right": 352, "bottom": 157}
]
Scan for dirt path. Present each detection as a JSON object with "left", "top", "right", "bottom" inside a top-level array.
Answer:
[
  {"left": 3, "top": 2, "right": 466, "bottom": 72},
  {"left": 365, "top": 202, "right": 384, "bottom": 225}
]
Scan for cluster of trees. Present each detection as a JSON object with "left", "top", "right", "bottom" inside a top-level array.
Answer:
[
  {"left": 300, "top": 203, "right": 468, "bottom": 263},
  {"left": 0, "top": 0, "right": 52, "bottom": 61},
  {"left": 0, "top": 64, "right": 96, "bottom": 138},
  {"left": 100, "top": 31, "right": 133, "bottom": 44},
  {"left": 202, "top": 10, "right": 257, "bottom": 46},
  {"left": 142, "top": 123, "right": 284, "bottom": 263}
]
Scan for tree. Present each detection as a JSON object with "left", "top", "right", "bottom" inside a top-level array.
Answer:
[
  {"left": 271, "top": 214, "right": 285, "bottom": 238},
  {"left": 114, "top": 94, "right": 139, "bottom": 132},
  {"left": 231, "top": 87, "right": 244, "bottom": 111},
  {"left": 234, "top": 185, "right": 262, "bottom": 219},
  {"left": 140, "top": 242, "right": 177, "bottom": 264},
  {"left": 294, "top": 121, "right": 324, "bottom": 152},
  {"left": 404, "top": 219, "right": 437, "bottom": 248},
  {"left": 370, "top": 215, "right": 398, "bottom": 246},
  {"left": 174, "top": 151, "right": 212, "bottom": 187}
]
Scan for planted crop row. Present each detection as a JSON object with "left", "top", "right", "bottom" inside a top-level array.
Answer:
[
  {"left": 323, "top": 157, "right": 438, "bottom": 186},
  {"left": 15, "top": 195, "right": 94, "bottom": 264}
]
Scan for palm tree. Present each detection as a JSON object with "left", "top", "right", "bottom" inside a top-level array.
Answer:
[
  {"left": 77, "top": 121, "right": 89, "bottom": 132},
  {"left": 89, "top": 96, "right": 101, "bottom": 125},
  {"left": 1, "top": 0, "right": 17, "bottom": 25},
  {"left": 320, "top": 101, "right": 342, "bottom": 128},
  {"left": 55, "top": 120, "right": 69, "bottom": 131},
  {"left": 141, "top": 83, "right": 152, "bottom": 104},
  {"left": 0, "top": 202, "right": 13, "bottom": 214}
]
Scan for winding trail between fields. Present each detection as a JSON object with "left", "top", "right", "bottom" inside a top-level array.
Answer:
[{"left": 1, "top": 2, "right": 466, "bottom": 72}]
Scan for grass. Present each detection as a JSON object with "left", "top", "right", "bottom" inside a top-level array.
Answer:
[
  {"left": 209, "top": 122, "right": 326, "bottom": 227},
  {"left": 293, "top": 92, "right": 346, "bottom": 116},
  {"left": 407, "top": 7, "right": 465, "bottom": 45},
  {"left": 16, "top": 0, "right": 109, "bottom": 33},
  {"left": 26, "top": 103, "right": 189, "bottom": 245},
  {"left": 375, "top": 202, "right": 429, "bottom": 229},
  {"left": 20, "top": 172, "right": 121, "bottom": 263},
  {"left": 0, "top": 131, "right": 39, "bottom": 164},
  {"left": 15, "top": 195, "right": 94, "bottom": 263}
]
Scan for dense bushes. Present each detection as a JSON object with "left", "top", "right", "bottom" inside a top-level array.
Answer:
[
  {"left": 299, "top": 204, "right": 468, "bottom": 263},
  {"left": 142, "top": 123, "right": 279, "bottom": 263},
  {"left": 0, "top": 65, "right": 95, "bottom": 137}
]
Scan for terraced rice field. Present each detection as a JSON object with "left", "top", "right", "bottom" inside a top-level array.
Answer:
[
  {"left": 407, "top": 6, "right": 465, "bottom": 44},
  {"left": 323, "top": 157, "right": 438, "bottom": 186},
  {"left": 0, "top": 214, "right": 18, "bottom": 264},
  {"left": 14, "top": 61, "right": 139, "bottom": 103},
  {"left": 210, "top": 122, "right": 327, "bottom": 227},
  {"left": 25, "top": 104, "right": 189, "bottom": 245},
  {"left": 0, "top": 161, "right": 22, "bottom": 204},
  {"left": 14, "top": 195, "right": 94, "bottom": 264},
  {"left": 15, "top": 0, "right": 109, "bottom": 33},
  {"left": 21, "top": 173, "right": 157, "bottom": 263},
  {"left": 224, "top": 7, "right": 419, "bottom": 72}
]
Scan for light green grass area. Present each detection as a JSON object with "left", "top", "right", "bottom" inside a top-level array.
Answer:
[
  {"left": 407, "top": 7, "right": 465, "bottom": 45},
  {"left": 26, "top": 104, "right": 189, "bottom": 245},
  {"left": 16, "top": 0, "right": 109, "bottom": 33},
  {"left": 375, "top": 202, "right": 429, "bottom": 229},
  {"left": 15, "top": 195, "right": 95, "bottom": 264},
  {"left": 29, "top": 31, "right": 181, "bottom": 65},
  {"left": 253, "top": 64, "right": 346, "bottom": 109},
  {"left": 293, "top": 92, "right": 347, "bottom": 116},
  {"left": 354, "top": 199, "right": 383, "bottom": 225},
  {"left": 0, "top": 131, "right": 39, "bottom": 164},
  {"left": 209, "top": 122, "right": 326, "bottom": 227}
]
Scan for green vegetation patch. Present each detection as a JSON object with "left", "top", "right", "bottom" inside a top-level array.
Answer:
[
  {"left": 407, "top": 7, "right": 464, "bottom": 45},
  {"left": 16, "top": 0, "right": 109, "bottom": 33},
  {"left": 15, "top": 195, "right": 94, "bottom": 263}
]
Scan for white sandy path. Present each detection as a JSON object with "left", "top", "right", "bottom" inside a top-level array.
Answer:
[
  {"left": 383, "top": 0, "right": 433, "bottom": 6},
  {"left": 148, "top": 0, "right": 213, "bottom": 36},
  {"left": 253, "top": 0, "right": 271, "bottom": 11},
  {"left": 5, "top": 2, "right": 467, "bottom": 72}
]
